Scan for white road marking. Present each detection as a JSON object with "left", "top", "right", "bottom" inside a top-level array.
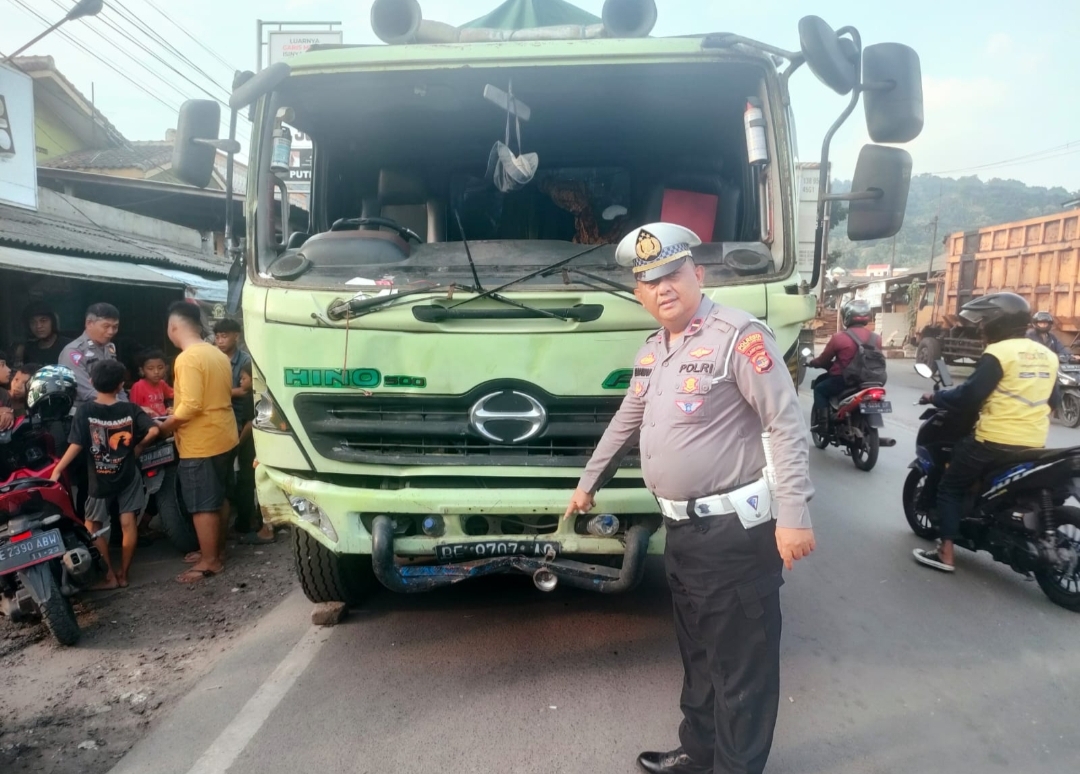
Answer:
[{"left": 185, "top": 626, "right": 331, "bottom": 774}]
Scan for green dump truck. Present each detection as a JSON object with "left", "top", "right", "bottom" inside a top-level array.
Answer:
[{"left": 170, "top": 0, "right": 922, "bottom": 601}]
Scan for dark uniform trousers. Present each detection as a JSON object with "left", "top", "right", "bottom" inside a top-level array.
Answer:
[{"left": 665, "top": 513, "right": 784, "bottom": 774}]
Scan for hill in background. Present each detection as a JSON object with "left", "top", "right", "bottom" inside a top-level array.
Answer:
[{"left": 828, "top": 174, "right": 1074, "bottom": 270}]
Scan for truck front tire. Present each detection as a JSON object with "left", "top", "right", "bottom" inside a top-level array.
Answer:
[
  {"left": 292, "top": 528, "right": 376, "bottom": 606},
  {"left": 916, "top": 338, "right": 942, "bottom": 371}
]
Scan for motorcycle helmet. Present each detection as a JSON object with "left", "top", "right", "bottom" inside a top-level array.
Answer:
[
  {"left": 1032, "top": 311, "right": 1054, "bottom": 333},
  {"left": 26, "top": 365, "right": 77, "bottom": 421},
  {"left": 959, "top": 292, "right": 1031, "bottom": 343},
  {"left": 841, "top": 299, "right": 872, "bottom": 328}
]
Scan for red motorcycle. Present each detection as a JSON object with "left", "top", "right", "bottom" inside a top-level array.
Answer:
[
  {"left": 0, "top": 368, "right": 106, "bottom": 645},
  {"left": 809, "top": 377, "right": 896, "bottom": 471}
]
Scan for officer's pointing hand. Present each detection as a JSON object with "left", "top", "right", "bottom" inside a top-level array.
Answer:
[
  {"left": 563, "top": 488, "right": 595, "bottom": 521},
  {"left": 775, "top": 527, "right": 816, "bottom": 571}
]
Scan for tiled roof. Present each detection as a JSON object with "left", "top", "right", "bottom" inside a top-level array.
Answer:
[
  {"left": 42, "top": 141, "right": 173, "bottom": 173},
  {"left": 0, "top": 202, "right": 228, "bottom": 276}
]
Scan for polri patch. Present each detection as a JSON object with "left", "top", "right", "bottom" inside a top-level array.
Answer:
[{"left": 735, "top": 332, "right": 773, "bottom": 374}]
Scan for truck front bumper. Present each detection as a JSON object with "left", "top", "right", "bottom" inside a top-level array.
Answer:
[
  {"left": 256, "top": 465, "right": 665, "bottom": 593},
  {"left": 370, "top": 515, "right": 650, "bottom": 594}
]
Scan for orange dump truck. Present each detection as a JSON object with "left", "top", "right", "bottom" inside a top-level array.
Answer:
[{"left": 913, "top": 210, "right": 1080, "bottom": 365}]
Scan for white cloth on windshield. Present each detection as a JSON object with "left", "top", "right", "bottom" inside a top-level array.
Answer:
[{"left": 486, "top": 82, "right": 538, "bottom": 193}]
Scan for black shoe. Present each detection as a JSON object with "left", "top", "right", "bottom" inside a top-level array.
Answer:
[{"left": 637, "top": 747, "right": 711, "bottom": 774}]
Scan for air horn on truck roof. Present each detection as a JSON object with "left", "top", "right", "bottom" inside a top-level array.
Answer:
[{"left": 371, "top": 0, "right": 658, "bottom": 45}]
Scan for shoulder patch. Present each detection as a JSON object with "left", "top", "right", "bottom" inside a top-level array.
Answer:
[
  {"left": 735, "top": 331, "right": 774, "bottom": 374},
  {"left": 69, "top": 351, "right": 83, "bottom": 366}
]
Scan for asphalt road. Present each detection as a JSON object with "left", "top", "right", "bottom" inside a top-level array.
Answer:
[{"left": 111, "top": 362, "right": 1080, "bottom": 774}]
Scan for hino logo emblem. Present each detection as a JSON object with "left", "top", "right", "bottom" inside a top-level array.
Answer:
[{"left": 469, "top": 391, "right": 547, "bottom": 444}]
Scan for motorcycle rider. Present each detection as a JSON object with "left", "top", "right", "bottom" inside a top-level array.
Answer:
[
  {"left": 808, "top": 299, "right": 880, "bottom": 430},
  {"left": 915, "top": 293, "right": 1060, "bottom": 573},
  {"left": 1028, "top": 311, "right": 1079, "bottom": 363}
]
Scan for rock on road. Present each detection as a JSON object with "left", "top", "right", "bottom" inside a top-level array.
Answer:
[{"left": 111, "top": 363, "right": 1080, "bottom": 774}]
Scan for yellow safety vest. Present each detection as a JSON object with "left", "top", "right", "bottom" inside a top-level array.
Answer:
[{"left": 976, "top": 338, "right": 1055, "bottom": 447}]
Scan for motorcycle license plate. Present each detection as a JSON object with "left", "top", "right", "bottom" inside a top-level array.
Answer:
[
  {"left": 139, "top": 443, "right": 176, "bottom": 470},
  {"left": 0, "top": 529, "right": 64, "bottom": 574},
  {"left": 861, "top": 401, "right": 892, "bottom": 414}
]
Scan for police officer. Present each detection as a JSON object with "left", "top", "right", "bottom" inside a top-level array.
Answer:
[
  {"left": 564, "top": 223, "right": 816, "bottom": 774},
  {"left": 59, "top": 302, "right": 127, "bottom": 407}
]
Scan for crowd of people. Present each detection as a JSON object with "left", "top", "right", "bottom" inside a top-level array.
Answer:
[{"left": 0, "top": 299, "right": 270, "bottom": 587}]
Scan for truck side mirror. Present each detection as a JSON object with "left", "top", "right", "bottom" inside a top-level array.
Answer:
[
  {"left": 173, "top": 100, "right": 220, "bottom": 189},
  {"left": 847, "top": 144, "right": 912, "bottom": 241},
  {"left": 798, "top": 16, "right": 858, "bottom": 95},
  {"left": 862, "top": 43, "right": 924, "bottom": 143}
]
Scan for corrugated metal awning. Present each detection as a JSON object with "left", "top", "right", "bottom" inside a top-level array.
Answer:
[
  {"left": 0, "top": 244, "right": 185, "bottom": 289},
  {"left": 142, "top": 266, "right": 228, "bottom": 302}
]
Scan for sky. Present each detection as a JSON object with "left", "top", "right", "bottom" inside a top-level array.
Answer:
[{"left": 3, "top": 0, "right": 1079, "bottom": 190}]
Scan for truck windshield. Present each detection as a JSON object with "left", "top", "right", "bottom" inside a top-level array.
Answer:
[{"left": 261, "top": 60, "right": 782, "bottom": 290}]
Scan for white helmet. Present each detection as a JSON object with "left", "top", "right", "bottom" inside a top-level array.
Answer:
[{"left": 615, "top": 223, "right": 702, "bottom": 282}]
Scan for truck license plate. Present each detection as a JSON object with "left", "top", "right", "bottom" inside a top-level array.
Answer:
[
  {"left": 0, "top": 529, "right": 64, "bottom": 574},
  {"left": 861, "top": 401, "right": 892, "bottom": 414},
  {"left": 434, "top": 541, "right": 561, "bottom": 563}
]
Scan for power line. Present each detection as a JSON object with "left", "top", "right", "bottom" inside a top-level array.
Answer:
[
  {"left": 140, "top": 0, "right": 239, "bottom": 73},
  {"left": 107, "top": 1, "right": 232, "bottom": 101},
  {"left": 8, "top": 0, "right": 181, "bottom": 113},
  {"left": 929, "top": 141, "right": 1080, "bottom": 176},
  {"left": 17, "top": 0, "right": 249, "bottom": 147},
  {"left": 44, "top": 0, "right": 197, "bottom": 106}
]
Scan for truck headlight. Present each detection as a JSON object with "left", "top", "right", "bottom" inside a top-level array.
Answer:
[
  {"left": 255, "top": 392, "right": 291, "bottom": 434},
  {"left": 288, "top": 496, "right": 337, "bottom": 542}
]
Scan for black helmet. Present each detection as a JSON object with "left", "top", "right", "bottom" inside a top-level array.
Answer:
[
  {"left": 26, "top": 365, "right": 77, "bottom": 421},
  {"left": 959, "top": 292, "right": 1031, "bottom": 343},
  {"left": 841, "top": 299, "right": 872, "bottom": 328},
  {"left": 1032, "top": 311, "right": 1054, "bottom": 331}
]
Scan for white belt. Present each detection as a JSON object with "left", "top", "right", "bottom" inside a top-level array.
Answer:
[{"left": 657, "top": 478, "right": 774, "bottom": 530}]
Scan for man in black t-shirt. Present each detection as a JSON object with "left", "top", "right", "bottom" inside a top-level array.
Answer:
[{"left": 52, "top": 360, "right": 159, "bottom": 589}]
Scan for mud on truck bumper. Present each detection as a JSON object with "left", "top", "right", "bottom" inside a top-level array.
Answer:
[{"left": 256, "top": 465, "right": 664, "bottom": 593}]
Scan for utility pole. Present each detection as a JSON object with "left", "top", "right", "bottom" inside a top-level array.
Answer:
[{"left": 927, "top": 215, "right": 939, "bottom": 276}]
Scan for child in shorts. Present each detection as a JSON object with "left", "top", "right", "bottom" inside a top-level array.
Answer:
[{"left": 52, "top": 360, "right": 159, "bottom": 588}]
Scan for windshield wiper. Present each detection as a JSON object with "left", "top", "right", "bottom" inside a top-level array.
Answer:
[
  {"left": 547, "top": 267, "right": 641, "bottom": 306},
  {"left": 452, "top": 211, "right": 570, "bottom": 322},
  {"left": 327, "top": 283, "right": 472, "bottom": 320},
  {"left": 448, "top": 243, "right": 606, "bottom": 311}
]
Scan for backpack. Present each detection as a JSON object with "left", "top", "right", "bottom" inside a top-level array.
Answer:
[{"left": 842, "top": 330, "right": 888, "bottom": 386}]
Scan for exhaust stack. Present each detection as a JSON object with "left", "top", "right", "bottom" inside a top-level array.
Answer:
[
  {"left": 371, "top": 0, "right": 657, "bottom": 45},
  {"left": 601, "top": 0, "right": 658, "bottom": 39}
]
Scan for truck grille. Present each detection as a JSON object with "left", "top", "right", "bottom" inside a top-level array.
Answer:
[{"left": 293, "top": 382, "right": 636, "bottom": 467}]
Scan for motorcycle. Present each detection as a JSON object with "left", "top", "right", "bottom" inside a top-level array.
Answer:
[
  {"left": 903, "top": 360, "right": 1080, "bottom": 611},
  {"left": 803, "top": 349, "right": 896, "bottom": 471},
  {"left": 1053, "top": 357, "right": 1080, "bottom": 428},
  {"left": 139, "top": 437, "right": 198, "bottom": 554},
  {"left": 0, "top": 417, "right": 107, "bottom": 645}
]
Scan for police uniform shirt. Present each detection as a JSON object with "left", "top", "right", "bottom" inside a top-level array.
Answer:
[
  {"left": 59, "top": 333, "right": 127, "bottom": 406},
  {"left": 578, "top": 296, "right": 814, "bottom": 530}
]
